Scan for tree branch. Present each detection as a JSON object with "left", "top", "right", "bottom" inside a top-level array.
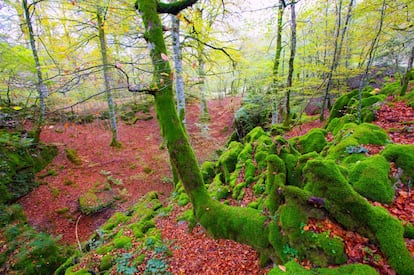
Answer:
[{"left": 157, "top": 0, "right": 199, "bottom": 15}]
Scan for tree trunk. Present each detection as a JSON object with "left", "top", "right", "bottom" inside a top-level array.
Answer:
[
  {"left": 320, "top": 0, "right": 353, "bottom": 121},
  {"left": 400, "top": 46, "right": 414, "bottom": 96},
  {"left": 135, "top": 1, "right": 414, "bottom": 274},
  {"left": 357, "top": 0, "right": 386, "bottom": 123},
  {"left": 96, "top": 5, "right": 120, "bottom": 147},
  {"left": 171, "top": 14, "right": 186, "bottom": 125},
  {"left": 22, "top": 0, "right": 48, "bottom": 141},
  {"left": 136, "top": 0, "right": 278, "bottom": 261},
  {"left": 271, "top": 1, "right": 285, "bottom": 125},
  {"left": 284, "top": 2, "right": 296, "bottom": 126}
]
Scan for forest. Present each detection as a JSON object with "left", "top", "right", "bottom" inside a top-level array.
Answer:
[{"left": 0, "top": 0, "right": 414, "bottom": 274}]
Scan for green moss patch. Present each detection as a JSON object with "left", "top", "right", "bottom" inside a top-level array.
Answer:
[
  {"left": 349, "top": 155, "right": 394, "bottom": 204},
  {"left": 381, "top": 144, "right": 414, "bottom": 181}
]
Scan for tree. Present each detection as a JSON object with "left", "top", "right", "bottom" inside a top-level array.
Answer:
[
  {"left": 320, "top": 0, "right": 354, "bottom": 121},
  {"left": 271, "top": 0, "right": 285, "bottom": 125},
  {"left": 22, "top": 0, "right": 49, "bottom": 140},
  {"left": 135, "top": 1, "right": 414, "bottom": 274},
  {"left": 357, "top": 0, "right": 386, "bottom": 123},
  {"left": 284, "top": 1, "right": 297, "bottom": 126},
  {"left": 171, "top": 14, "right": 186, "bottom": 125},
  {"left": 96, "top": 3, "right": 120, "bottom": 147}
]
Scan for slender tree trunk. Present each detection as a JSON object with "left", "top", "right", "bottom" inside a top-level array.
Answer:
[
  {"left": 22, "top": 0, "right": 48, "bottom": 141},
  {"left": 195, "top": 7, "right": 209, "bottom": 122},
  {"left": 320, "top": 0, "right": 343, "bottom": 121},
  {"left": 400, "top": 46, "right": 414, "bottom": 96},
  {"left": 357, "top": 0, "right": 386, "bottom": 123},
  {"left": 285, "top": 2, "right": 297, "bottom": 126},
  {"left": 96, "top": 5, "right": 120, "bottom": 147},
  {"left": 271, "top": 1, "right": 285, "bottom": 125},
  {"left": 171, "top": 15, "right": 186, "bottom": 125}
]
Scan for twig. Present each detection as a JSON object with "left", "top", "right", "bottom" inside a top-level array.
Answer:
[{"left": 75, "top": 214, "right": 83, "bottom": 252}]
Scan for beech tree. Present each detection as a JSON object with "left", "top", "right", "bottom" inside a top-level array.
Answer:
[
  {"left": 134, "top": 1, "right": 414, "bottom": 274},
  {"left": 22, "top": 0, "right": 49, "bottom": 140},
  {"left": 96, "top": 3, "right": 120, "bottom": 147}
]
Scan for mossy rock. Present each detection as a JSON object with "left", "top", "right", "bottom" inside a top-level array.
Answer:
[
  {"left": 100, "top": 254, "right": 113, "bottom": 271},
  {"left": 0, "top": 131, "right": 58, "bottom": 203},
  {"left": 65, "top": 148, "right": 82, "bottom": 165},
  {"left": 208, "top": 174, "right": 230, "bottom": 200},
  {"left": 289, "top": 128, "right": 327, "bottom": 154},
  {"left": 233, "top": 95, "right": 272, "bottom": 140},
  {"left": 200, "top": 161, "right": 216, "bottom": 184},
  {"left": 217, "top": 141, "right": 244, "bottom": 183},
  {"left": 325, "top": 114, "right": 356, "bottom": 136},
  {"left": 381, "top": 144, "right": 414, "bottom": 181},
  {"left": 303, "top": 160, "right": 414, "bottom": 275},
  {"left": 78, "top": 189, "right": 115, "bottom": 215},
  {"left": 381, "top": 81, "right": 401, "bottom": 95},
  {"left": 268, "top": 260, "right": 378, "bottom": 275},
  {"left": 101, "top": 212, "right": 130, "bottom": 231},
  {"left": 113, "top": 235, "right": 132, "bottom": 249},
  {"left": 349, "top": 155, "right": 394, "bottom": 204},
  {"left": 326, "top": 89, "right": 359, "bottom": 124},
  {"left": 245, "top": 126, "right": 267, "bottom": 143},
  {"left": 340, "top": 123, "right": 389, "bottom": 145}
]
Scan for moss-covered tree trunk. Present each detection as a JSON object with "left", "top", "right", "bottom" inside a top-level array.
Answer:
[
  {"left": 135, "top": 1, "right": 414, "bottom": 274},
  {"left": 284, "top": 2, "right": 296, "bottom": 126},
  {"left": 135, "top": 0, "right": 277, "bottom": 260},
  {"left": 271, "top": 1, "right": 284, "bottom": 125}
]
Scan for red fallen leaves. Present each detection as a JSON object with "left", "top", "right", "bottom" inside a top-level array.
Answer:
[
  {"left": 374, "top": 100, "right": 414, "bottom": 144},
  {"left": 156, "top": 207, "right": 270, "bottom": 275}
]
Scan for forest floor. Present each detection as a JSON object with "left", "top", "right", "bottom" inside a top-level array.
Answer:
[{"left": 18, "top": 94, "right": 414, "bottom": 274}]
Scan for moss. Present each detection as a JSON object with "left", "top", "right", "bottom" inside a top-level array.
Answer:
[
  {"left": 113, "top": 235, "right": 132, "bottom": 249},
  {"left": 195, "top": 198, "right": 275, "bottom": 259},
  {"left": 360, "top": 94, "right": 386, "bottom": 108},
  {"left": 177, "top": 192, "right": 190, "bottom": 206},
  {"left": 326, "top": 114, "right": 356, "bottom": 136},
  {"left": 240, "top": 141, "right": 254, "bottom": 157},
  {"left": 303, "top": 160, "right": 414, "bottom": 275},
  {"left": 244, "top": 158, "right": 256, "bottom": 185},
  {"left": 279, "top": 202, "right": 308, "bottom": 241},
  {"left": 64, "top": 267, "right": 92, "bottom": 274},
  {"left": 217, "top": 141, "right": 244, "bottom": 183},
  {"left": 255, "top": 151, "right": 269, "bottom": 170},
  {"left": 382, "top": 81, "right": 401, "bottom": 95},
  {"left": 208, "top": 174, "right": 230, "bottom": 200},
  {"left": 336, "top": 123, "right": 389, "bottom": 145},
  {"left": 290, "top": 152, "right": 320, "bottom": 187},
  {"left": 326, "top": 89, "right": 359, "bottom": 124},
  {"left": 200, "top": 161, "right": 216, "bottom": 184},
  {"left": 349, "top": 155, "right": 394, "bottom": 204},
  {"left": 268, "top": 260, "right": 378, "bottom": 275},
  {"left": 177, "top": 209, "right": 197, "bottom": 231},
  {"left": 255, "top": 134, "right": 275, "bottom": 154},
  {"left": 265, "top": 155, "right": 286, "bottom": 213},
  {"left": 381, "top": 144, "right": 414, "bottom": 180},
  {"left": 245, "top": 126, "right": 267, "bottom": 143},
  {"left": 65, "top": 148, "right": 82, "bottom": 165},
  {"left": 100, "top": 254, "right": 113, "bottom": 271},
  {"left": 78, "top": 190, "right": 114, "bottom": 215},
  {"left": 404, "top": 223, "right": 414, "bottom": 238},
  {"left": 95, "top": 244, "right": 114, "bottom": 255},
  {"left": 232, "top": 182, "right": 246, "bottom": 200},
  {"left": 101, "top": 212, "right": 130, "bottom": 231},
  {"left": 290, "top": 128, "right": 327, "bottom": 154}
]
